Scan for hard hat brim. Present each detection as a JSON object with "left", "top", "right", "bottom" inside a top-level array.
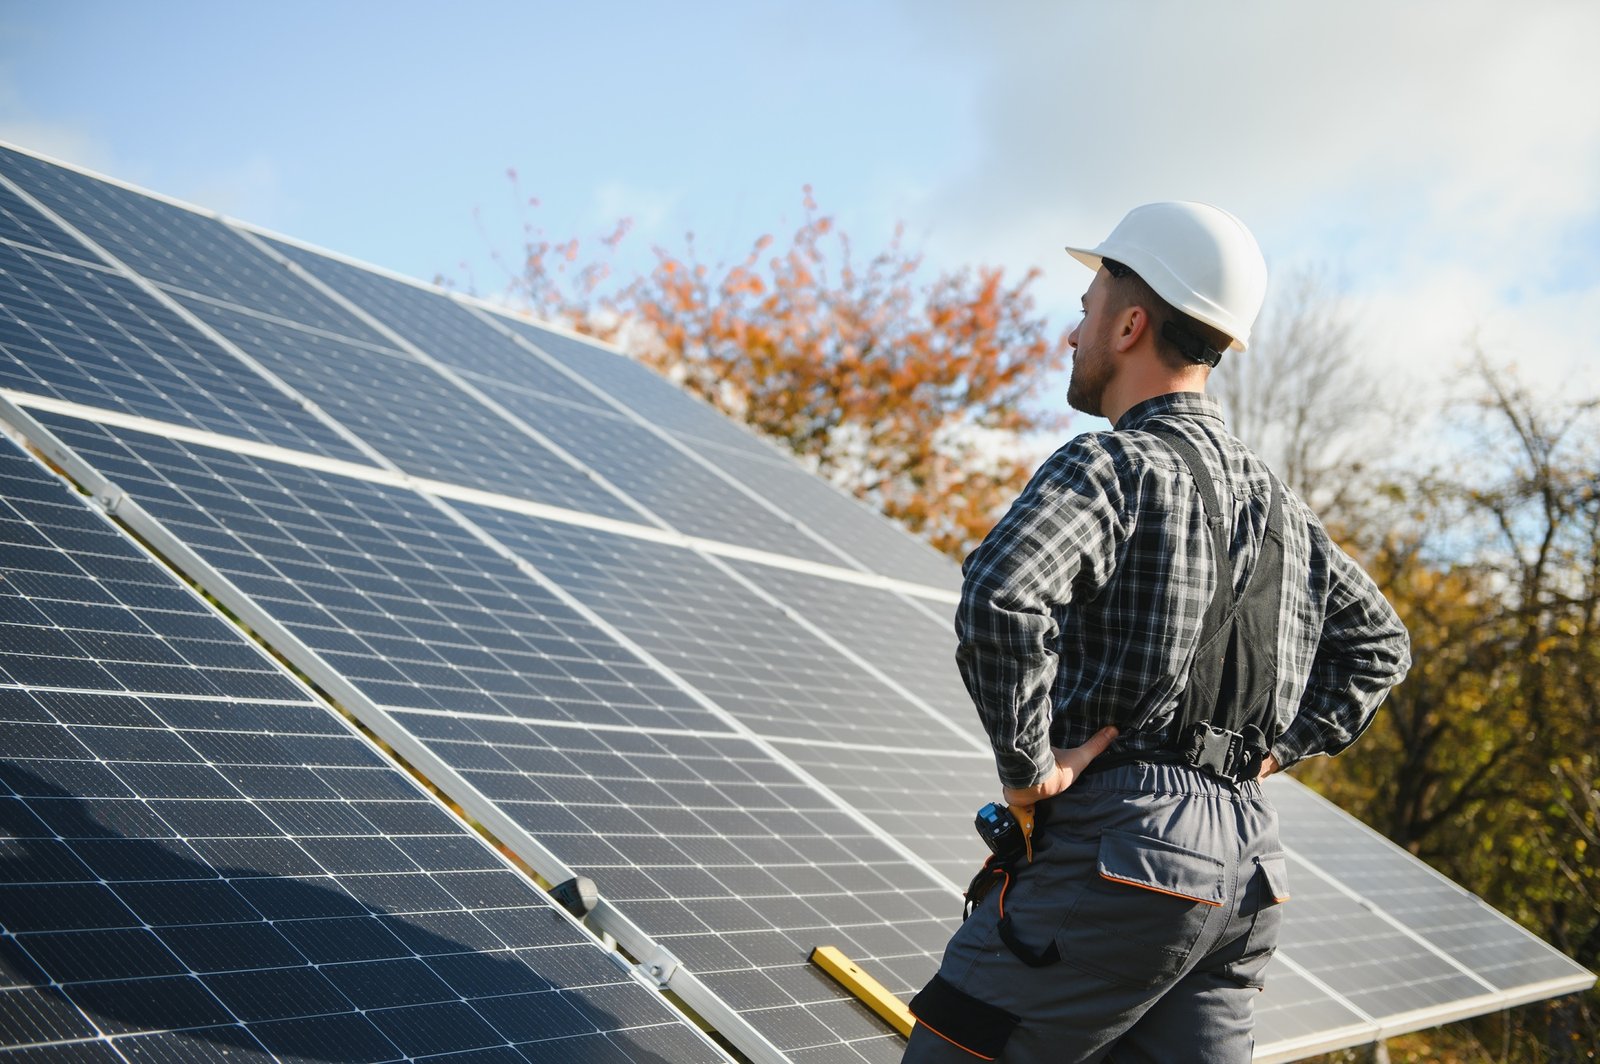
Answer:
[{"left": 1064, "top": 246, "right": 1102, "bottom": 272}]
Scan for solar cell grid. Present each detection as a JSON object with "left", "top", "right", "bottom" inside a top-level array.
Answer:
[
  {"left": 260, "top": 236, "right": 619, "bottom": 413},
  {"left": 502, "top": 318, "right": 787, "bottom": 461},
  {"left": 454, "top": 508, "right": 952, "bottom": 749},
  {"left": 0, "top": 435, "right": 728, "bottom": 1062},
  {"left": 702, "top": 449, "right": 963, "bottom": 591},
  {"left": 240, "top": 196, "right": 947, "bottom": 598},
  {"left": 1251, "top": 962, "right": 1375, "bottom": 1058},
  {"left": 396, "top": 713, "right": 953, "bottom": 990},
  {"left": 728, "top": 563, "right": 969, "bottom": 730},
  {"left": 0, "top": 243, "right": 368, "bottom": 462},
  {"left": 245, "top": 240, "right": 861, "bottom": 561},
  {"left": 480, "top": 390, "right": 844, "bottom": 563},
  {"left": 0, "top": 181, "right": 94, "bottom": 263},
  {"left": 173, "top": 295, "right": 643, "bottom": 523},
  {"left": 486, "top": 312, "right": 966, "bottom": 593},
  {"left": 773, "top": 743, "right": 989, "bottom": 885},
  {"left": 256, "top": 256, "right": 957, "bottom": 583},
  {"left": 0, "top": 149, "right": 388, "bottom": 346},
  {"left": 0, "top": 464, "right": 300, "bottom": 704},
  {"left": 1269, "top": 780, "right": 1588, "bottom": 994},
  {"left": 1272, "top": 852, "right": 1489, "bottom": 1021},
  {"left": 33, "top": 413, "right": 713, "bottom": 732}
]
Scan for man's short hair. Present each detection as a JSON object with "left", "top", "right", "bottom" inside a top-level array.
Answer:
[{"left": 1102, "top": 259, "right": 1233, "bottom": 369}]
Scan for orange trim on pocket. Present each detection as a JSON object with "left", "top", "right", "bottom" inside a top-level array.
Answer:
[
  {"left": 1272, "top": 891, "right": 1292, "bottom": 903},
  {"left": 911, "top": 1016, "right": 997, "bottom": 1061},
  {"left": 1099, "top": 870, "right": 1223, "bottom": 906}
]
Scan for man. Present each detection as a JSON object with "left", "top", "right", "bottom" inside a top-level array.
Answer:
[{"left": 903, "top": 202, "right": 1410, "bottom": 1063}]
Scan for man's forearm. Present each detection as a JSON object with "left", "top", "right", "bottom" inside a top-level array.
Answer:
[{"left": 955, "top": 611, "right": 1061, "bottom": 789}]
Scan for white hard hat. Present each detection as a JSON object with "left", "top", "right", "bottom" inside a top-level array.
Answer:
[{"left": 1065, "top": 201, "right": 1268, "bottom": 351}]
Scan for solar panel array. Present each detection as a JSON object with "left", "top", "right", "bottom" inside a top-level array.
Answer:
[
  {"left": 0, "top": 434, "right": 728, "bottom": 1063},
  {"left": 0, "top": 143, "right": 1590, "bottom": 1063}
]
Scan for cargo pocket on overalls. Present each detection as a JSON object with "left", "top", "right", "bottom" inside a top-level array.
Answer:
[
  {"left": 1223, "top": 852, "right": 1289, "bottom": 989},
  {"left": 1054, "top": 828, "right": 1226, "bottom": 988},
  {"left": 908, "top": 974, "right": 1021, "bottom": 1060}
]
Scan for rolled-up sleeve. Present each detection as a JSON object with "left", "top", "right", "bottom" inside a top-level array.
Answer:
[
  {"left": 1272, "top": 532, "right": 1411, "bottom": 769},
  {"left": 955, "top": 436, "right": 1128, "bottom": 788}
]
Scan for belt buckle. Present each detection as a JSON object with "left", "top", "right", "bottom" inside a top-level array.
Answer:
[{"left": 1233, "top": 739, "right": 1265, "bottom": 783}]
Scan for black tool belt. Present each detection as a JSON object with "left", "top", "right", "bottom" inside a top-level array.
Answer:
[{"left": 1088, "top": 719, "right": 1272, "bottom": 785}]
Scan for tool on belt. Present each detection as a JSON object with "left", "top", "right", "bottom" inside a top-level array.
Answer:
[
  {"left": 966, "top": 802, "right": 1025, "bottom": 918},
  {"left": 964, "top": 801, "right": 1063, "bottom": 967}
]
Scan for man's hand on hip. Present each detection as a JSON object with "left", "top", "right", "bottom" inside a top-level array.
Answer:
[{"left": 1002, "top": 726, "right": 1119, "bottom": 810}]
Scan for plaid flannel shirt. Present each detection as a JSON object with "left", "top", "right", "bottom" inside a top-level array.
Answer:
[{"left": 956, "top": 392, "right": 1411, "bottom": 789}]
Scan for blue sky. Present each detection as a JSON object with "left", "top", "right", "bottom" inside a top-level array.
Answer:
[
  {"left": 2, "top": 2, "right": 966, "bottom": 286},
  {"left": 5, "top": 1, "right": 1598, "bottom": 422}
]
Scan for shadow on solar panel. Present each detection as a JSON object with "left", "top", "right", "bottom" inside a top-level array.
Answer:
[{"left": 0, "top": 764, "right": 710, "bottom": 1062}]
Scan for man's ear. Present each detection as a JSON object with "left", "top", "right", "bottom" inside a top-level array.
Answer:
[{"left": 1114, "top": 304, "right": 1149, "bottom": 351}]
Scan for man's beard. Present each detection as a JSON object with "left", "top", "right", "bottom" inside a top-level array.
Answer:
[{"left": 1066, "top": 335, "right": 1112, "bottom": 418}]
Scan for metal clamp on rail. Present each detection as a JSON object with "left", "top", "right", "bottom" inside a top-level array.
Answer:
[{"left": 637, "top": 946, "right": 681, "bottom": 990}]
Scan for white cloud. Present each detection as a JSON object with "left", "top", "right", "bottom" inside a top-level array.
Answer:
[
  {"left": 891, "top": 0, "right": 1600, "bottom": 399},
  {"left": 0, "top": 118, "right": 111, "bottom": 173},
  {"left": 0, "top": 75, "right": 115, "bottom": 173}
]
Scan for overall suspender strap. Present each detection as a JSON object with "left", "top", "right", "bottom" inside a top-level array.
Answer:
[
  {"left": 1142, "top": 426, "right": 1286, "bottom": 782},
  {"left": 1148, "top": 428, "right": 1235, "bottom": 652}
]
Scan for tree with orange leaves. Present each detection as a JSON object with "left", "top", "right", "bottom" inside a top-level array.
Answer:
[{"left": 499, "top": 185, "right": 1071, "bottom": 557}]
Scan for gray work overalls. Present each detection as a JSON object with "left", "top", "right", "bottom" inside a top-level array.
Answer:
[{"left": 904, "top": 429, "right": 1292, "bottom": 1064}]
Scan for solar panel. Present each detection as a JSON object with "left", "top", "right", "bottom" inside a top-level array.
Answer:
[
  {"left": 473, "top": 317, "right": 965, "bottom": 592},
  {"left": 29, "top": 415, "right": 710, "bottom": 732},
  {"left": 686, "top": 447, "right": 963, "bottom": 592},
  {"left": 1250, "top": 963, "right": 1376, "bottom": 1062},
  {"left": 167, "top": 293, "right": 642, "bottom": 522},
  {"left": 0, "top": 146, "right": 387, "bottom": 346},
  {"left": 17, "top": 408, "right": 955, "bottom": 1063},
  {"left": 258, "top": 236, "right": 622, "bottom": 413},
  {"left": 243, "top": 231, "right": 964, "bottom": 589},
  {"left": 1274, "top": 852, "right": 1491, "bottom": 1019},
  {"left": 0, "top": 178, "right": 102, "bottom": 262},
  {"left": 724, "top": 564, "right": 967, "bottom": 729},
  {"left": 502, "top": 318, "right": 794, "bottom": 463},
  {"left": 444, "top": 506, "right": 998, "bottom": 883},
  {"left": 258, "top": 233, "right": 922, "bottom": 574},
  {"left": 0, "top": 242, "right": 368, "bottom": 463},
  {"left": 0, "top": 433, "right": 729, "bottom": 1062},
  {"left": 453, "top": 509, "right": 964, "bottom": 750},
  {"left": 0, "top": 143, "right": 1590, "bottom": 1062},
  {"left": 1269, "top": 778, "right": 1588, "bottom": 1002}
]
